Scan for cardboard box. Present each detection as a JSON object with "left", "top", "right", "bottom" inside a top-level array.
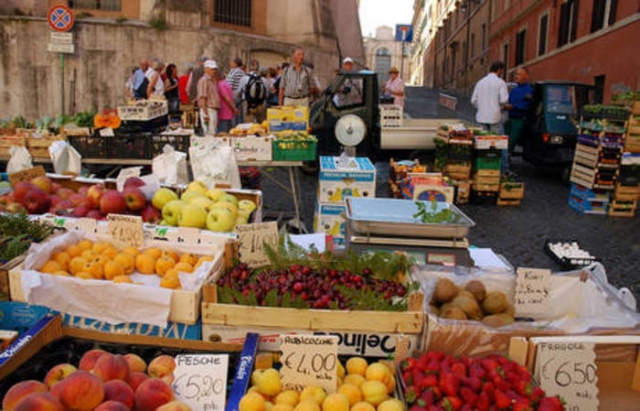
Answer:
[
  {"left": 474, "top": 135, "right": 509, "bottom": 150},
  {"left": 202, "top": 324, "right": 419, "bottom": 358},
  {"left": 267, "top": 106, "right": 309, "bottom": 133},
  {"left": 318, "top": 156, "right": 376, "bottom": 203},
  {"left": 413, "top": 184, "right": 455, "bottom": 203},
  {"left": 313, "top": 202, "right": 347, "bottom": 247},
  {"left": 230, "top": 136, "right": 273, "bottom": 162}
]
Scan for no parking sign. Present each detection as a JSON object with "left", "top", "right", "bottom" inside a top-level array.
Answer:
[{"left": 48, "top": 5, "right": 75, "bottom": 32}]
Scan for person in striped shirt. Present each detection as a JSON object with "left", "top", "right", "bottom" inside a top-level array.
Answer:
[{"left": 226, "top": 57, "right": 245, "bottom": 124}]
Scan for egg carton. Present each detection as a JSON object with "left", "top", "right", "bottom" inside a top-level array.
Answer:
[{"left": 544, "top": 239, "right": 600, "bottom": 270}]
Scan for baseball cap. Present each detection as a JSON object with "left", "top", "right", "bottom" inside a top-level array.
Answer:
[
  {"left": 343, "top": 57, "right": 354, "bottom": 64},
  {"left": 204, "top": 60, "right": 218, "bottom": 69}
]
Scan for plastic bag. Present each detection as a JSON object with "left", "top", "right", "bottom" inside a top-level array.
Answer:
[
  {"left": 6, "top": 146, "right": 33, "bottom": 174},
  {"left": 49, "top": 140, "right": 82, "bottom": 175},
  {"left": 189, "top": 137, "right": 241, "bottom": 189},
  {"left": 152, "top": 144, "right": 189, "bottom": 185}
]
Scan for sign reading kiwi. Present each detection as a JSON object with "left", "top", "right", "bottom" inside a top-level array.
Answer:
[{"left": 514, "top": 267, "right": 551, "bottom": 319}]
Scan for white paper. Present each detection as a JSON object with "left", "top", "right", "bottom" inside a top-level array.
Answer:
[
  {"left": 288, "top": 233, "right": 326, "bottom": 252},
  {"left": 469, "top": 248, "right": 513, "bottom": 273}
]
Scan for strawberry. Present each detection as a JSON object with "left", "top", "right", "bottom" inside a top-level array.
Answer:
[
  {"left": 441, "top": 396, "right": 462, "bottom": 411},
  {"left": 475, "top": 392, "right": 491, "bottom": 411},
  {"left": 513, "top": 398, "right": 533, "bottom": 411},
  {"left": 428, "top": 405, "right": 444, "bottom": 411},
  {"left": 468, "top": 362, "right": 486, "bottom": 380},
  {"left": 531, "top": 386, "right": 545, "bottom": 403},
  {"left": 420, "top": 388, "right": 436, "bottom": 406},
  {"left": 459, "top": 387, "right": 477, "bottom": 406},
  {"left": 514, "top": 380, "right": 533, "bottom": 396},
  {"left": 480, "top": 358, "right": 499, "bottom": 373},
  {"left": 460, "top": 405, "right": 472, "bottom": 411},
  {"left": 421, "top": 373, "right": 439, "bottom": 389},
  {"left": 494, "top": 389, "right": 512, "bottom": 409},
  {"left": 481, "top": 381, "right": 495, "bottom": 397},
  {"left": 409, "top": 406, "right": 424, "bottom": 411},
  {"left": 538, "top": 396, "right": 564, "bottom": 411},
  {"left": 405, "top": 386, "right": 419, "bottom": 404},
  {"left": 439, "top": 372, "right": 459, "bottom": 397},
  {"left": 451, "top": 362, "right": 467, "bottom": 378},
  {"left": 460, "top": 377, "right": 481, "bottom": 393}
]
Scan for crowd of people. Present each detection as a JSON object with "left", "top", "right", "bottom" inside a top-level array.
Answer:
[{"left": 124, "top": 47, "right": 328, "bottom": 135}]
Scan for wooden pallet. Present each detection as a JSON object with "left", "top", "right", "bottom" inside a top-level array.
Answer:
[{"left": 497, "top": 198, "right": 522, "bottom": 206}]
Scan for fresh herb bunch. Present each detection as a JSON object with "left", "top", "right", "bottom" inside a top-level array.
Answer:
[
  {"left": 412, "top": 199, "right": 454, "bottom": 223},
  {"left": 0, "top": 213, "right": 54, "bottom": 263}
]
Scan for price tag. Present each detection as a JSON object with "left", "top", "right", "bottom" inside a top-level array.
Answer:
[
  {"left": 99, "top": 127, "right": 114, "bottom": 137},
  {"left": 107, "top": 214, "right": 144, "bottom": 248},
  {"left": 236, "top": 221, "right": 279, "bottom": 268},
  {"left": 280, "top": 335, "right": 339, "bottom": 393},
  {"left": 514, "top": 267, "right": 551, "bottom": 318},
  {"left": 69, "top": 217, "right": 97, "bottom": 234},
  {"left": 535, "top": 341, "right": 599, "bottom": 411},
  {"left": 8, "top": 165, "right": 46, "bottom": 187},
  {"left": 172, "top": 354, "right": 229, "bottom": 411},
  {"left": 116, "top": 167, "right": 142, "bottom": 192},
  {"left": 177, "top": 227, "right": 202, "bottom": 244}
]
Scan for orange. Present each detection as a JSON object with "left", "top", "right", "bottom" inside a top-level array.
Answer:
[
  {"left": 75, "top": 271, "right": 94, "bottom": 280},
  {"left": 349, "top": 402, "right": 375, "bottom": 411},
  {"left": 239, "top": 392, "right": 266, "bottom": 411},
  {"left": 40, "top": 260, "right": 64, "bottom": 274},
  {"left": 195, "top": 255, "right": 214, "bottom": 268},
  {"left": 135, "top": 253, "right": 157, "bottom": 274},
  {"left": 112, "top": 275, "right": 133, "bottom": 284},
  {"left": 51, "top": 270, "right": 70, "bottom": 276},
  {"left": 51, "top": 251, "right": 72, "bottom": 269},
  {"left": 82, "top": 261, "right": 104, "bottom": 279},
  {"left": 343, "top": 374, "right": 365, "bottom": 388},
  {"left": 164, "top": 268, "right": 179, "bottom": 278},
  {"left": 143, "top": 247, "right": 163, "bottom": 259},
  {"left": 160, "top": 276, "right": 181, "bottom": 289},
  {"left": 337, "top": 384, "right": 361, "bottom": 406},
  {"left": 321, "top": 393, "right": 349, "bottom": 411},
  {"left": 81, "top": 249, "right": 98, "bottom": 260},
  {"left": 92, "top": 241, "right": 110, "bottom": 254},
  {"left": 174, "top": 262, "right": 194, "bottom": 273},
  {"left": 179, "top": 253, "right": 197, "bottom": 266},
  {"left": 364, "top": 363, "right": 391, "bottom": 385},
  {"left": 163, "top": 250, "right": 180, "bottom": 263},
  {"left": 77, "top": 239, "right": 94, "bottom": 251},
  {"left": 122, "top": 246, "right": 139, "bottom": 257},
  {"left": 68, "top": 257, "right": 89, "bottom": 275},
  {"left": 102, "top": 245, "right": 120, "bottom": 259},
  {"left": 345, "top": 358, "right": 368, "bottom": 377},
  {"left": 114, "top": 253, "right": 135, "bottom": 274},
  {"left": 104, "top": 260, "right": 125, "bottom": 280},
  {"left": 155, "top": 256, "right": 176, "bottom": 277},
  {"left": 65, "top": 244, "right": 83, "bottom": 257}
]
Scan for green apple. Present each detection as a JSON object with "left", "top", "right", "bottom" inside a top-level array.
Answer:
[
  {"left": 235, "top": 215, "right": 249, "bottom": 226},
  {"left": 205, "top": 188, "right": 226, "bottom": 202},
  {"left": 162, "top": 200, "right": 185, "bottom": 226},
  {"left": 181, "top": 190, "right": 206, "bottom": 203},
  {"left": 152, "top": 188, "right": 179, "bottom": 210},
  {"left": 218, "top": 193, "right": 239, "bottom": 208},
  {"left": 178, "top": 204, "right": 208, "bottom": 228},
  {"left": 190, "top": 196, "right": 215, "bottom": 213},
  {"left": 186, "top": 180, "right": 208, "bottom": 194},
  {"left": 206, "top": 208, "right": 236, "bottom": 232},
  {"left": 238, "top": 199, "right": 257, "bottom": 214},
  {"left": 211, "top": 200, "right": 238, "bottom": 219},
  {"left": 237, "top": 208, "right": 251, "bottom": 221}
]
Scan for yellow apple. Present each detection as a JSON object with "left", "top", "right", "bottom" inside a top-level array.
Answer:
[
  {"left": 162, "top": 200, "right": 185, "bottom": 226},
  {"left": 186, "top": 180, "right": 208, "bottom": 194},
  {"left": 152, "top": 188, "right": 179, "bottom": 210},
  {"left": 238, "top": 199, "right": 257, "bottom": 213},
  {"left": 218, "top": 193, "right": 239, "bottom": 208},
  {"left": 181, "top": 190, "right": 206, "bottom": 203},
  {"left": 190, "top": 196, "right": 215, "bottom": 213},
  {"left": 177, "top": 204, "right": 208, "bottom": 228},
  {"left": 236, "top": 216, "right": 249, "bottom": 226},
  {"left": 206, "top": 208, "right": 236, "bottom": 232},
  {"left": 211, "top": 201, "right": 238, "bottom": 219},
  {"left": 205, "top": 188, "right": 226, "bottom": 202},
  {"left": 237, "top": 208, "right": 251, "bottom": 221}
]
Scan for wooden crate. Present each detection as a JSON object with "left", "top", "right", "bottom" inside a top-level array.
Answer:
[
  {"left": 615, "top": 184, "right": 640, "bottom": 201},
  {"left": 625, "top": 135, "right": 640, "bottom": 153},
  {"left": 608, "top": 200, "right": 637, "bottom": 217},
  {"left": 26, "top": 135, "right": 66, "bottom": 159},
  {"left": 0, "top": 135, "right": 26, "bottom": 157},
  {"left": 473, "top": 174, "right": 501, "bottom": 185},
  {"left": 445, "top": 163, "right": 471, "bottom": 180},
  {"left": 201, "top": 291, "right": 424, "bottom": 334},
  {"left": 472, "top": 182, "right": 500, "bottom": 192},
  {"left": 499, "top": 182, "right": 525, "bottom": 199},
  {"left": 497, "top": 198, "right": 522, "bottom": 206},
  {"left": 510, "top": 335, "right": 640, "bottom": 411}
]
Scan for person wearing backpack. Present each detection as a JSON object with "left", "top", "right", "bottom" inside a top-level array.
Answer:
[{"left": 238, "top": 59, "right": 269, "bottom": 123}]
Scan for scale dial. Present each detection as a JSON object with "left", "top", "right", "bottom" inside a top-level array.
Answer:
[{"left": 335, "top": 114, "right": 366, "bottom": 147}]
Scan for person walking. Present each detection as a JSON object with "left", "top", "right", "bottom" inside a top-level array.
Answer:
[
  {"left": 197, "top": 60, "right": 221, "bottom": 135},
  {"left": 146, "top": 59, "right": 165, "bottom": 98},
  {"left": 164, "top": 63, "right": 180, "bottom": 114},
  {"left": 227, "top": 57, "right": 245, "bottom": 124},
  {"left": 382, "top": 67, "right": 405, "bottom": 107},
  {"left": 505, "top": 67, "right": 533, "bottom": 156},
  {"left": 238, "top": 59, "right": 269, "bottom": 123},
  {"left": 279, "top": 47, "right": 317, "bottom": 107},
  {"left": 217, "top": 72, "right": 239, "bottom": 133}
]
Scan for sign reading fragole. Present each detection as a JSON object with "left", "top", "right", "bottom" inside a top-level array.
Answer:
[
  {"left": 8, "top": 165, "right": 46, "bottom": 187},
  {"left": 172, "top": 354, "right": 229, "bottom": 411},
  {"left": 236, "top": 222, "right": 279, "bottom": 268},
  {"left": 514, "top": 267, "right": 551, "bottom": 318},
  {"left": 535, "top": 340, "right": 599, "bottom": 411},
  {"left": 107, "top": 214, "right": 144, "bottom": 248},
  {"left": 280, "top": 335, "right": 339, "bottom": 393}
]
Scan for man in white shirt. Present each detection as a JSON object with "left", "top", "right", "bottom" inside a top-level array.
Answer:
[{"left": 471, "top": 61, "right": 509, "bottom": 134}]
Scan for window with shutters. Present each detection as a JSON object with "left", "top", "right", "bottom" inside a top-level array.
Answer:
[
  {"left": 213, "top": 0, "right": 252, "bottom": 27},
  {"left": 558, "top": 0, "right": 579, "bottom": 48},
  {"left": 591, "top": 0, "right": 618, "bottom": 32},
  {"left": 538, "top": 13, "right": 548, "bottom": 56},
  {"left": 69, "top": 0, "right": 121, "bottom": 10},
  {"left": 515, "top": 29, "right": 526, "bottom": 66}
]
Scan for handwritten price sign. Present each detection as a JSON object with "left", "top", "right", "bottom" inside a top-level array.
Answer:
[
  {"left": 107, "top": 214, "right": 144, "bottom": 248},
  {"left": 515, "top": 267, "right": 551, "bottom": 318},
  {"left": 534, "top": 340, "right": 599, "bottom": 411},
  {"left": 172, "top": 354, "right": 229, "bottom": 411},
  {"left": 236, "top": 221, "right": 278, "bottom": 268},
  {"left": 280, "top": 335, "right": 339, "bottom": 393}
]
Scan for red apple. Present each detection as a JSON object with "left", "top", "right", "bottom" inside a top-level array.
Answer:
[
  {"left": 100, "top": 190, "right": 127, "bottom": 215},
  {"left": 5, "top": 202, "right": 27, "bottom": 214},
  {"left": 13, "top": 182, "right": 37, "bottom": 203},
  {"left": 72, "top": 204, "right": 91, "bottom": 217},
  {"left": 56, "top": 187, "right": 76, "bottom": 200},
  {"left": 140, "top": 204, "right": 162, "bottom": 224},
  {"left": 31, "top": 176, "right": 53, "bottom": 193},
  {"left": 86, "top": 209, "right": 104, "bottom": 220},
  {"left": 52, "top": 200, "right": 74, "bottom": 216},
  {"left": 78, "top": 186, "right": 89, "bottom": 196},
  {"left": 86, "top": 185, "right": 106, "bottom": 209},
  {"left": 50, "top": 195, "right": 62, "bottom": 207},
  {"left": 69, "top": 194, "right": 86, "bottom": 206},
  {"left": 23, "top": 188, "right": 51, "bottom": 214},
  {"left": 123, "top": 186, "right": 147, "bottom": 211},
  {"left": 51, "top": 182, "right": 61, "bottom": 192},
  {"left": 124, "top": 177, "right": 146, "bottom": 189}
]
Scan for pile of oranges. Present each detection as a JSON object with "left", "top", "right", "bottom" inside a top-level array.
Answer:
[{"left": 38, "top": 239, "right": 213, "bottom": 289}]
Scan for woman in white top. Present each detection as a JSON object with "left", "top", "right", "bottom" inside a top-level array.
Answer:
[
  {"left": 383, "top": 66, "right": 405, "bottom": 107},
  {"left": 146, "top": 59, "right": 165, "bottom": 98}
]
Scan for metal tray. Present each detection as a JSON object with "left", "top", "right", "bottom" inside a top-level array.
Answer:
[{"left": 345, "top": 197, "right": 475, "bottom": 239}]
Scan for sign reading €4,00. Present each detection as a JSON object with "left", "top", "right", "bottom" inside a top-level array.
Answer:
[{"left": 48, "top": 5, "right": 75, "bottom": 32}]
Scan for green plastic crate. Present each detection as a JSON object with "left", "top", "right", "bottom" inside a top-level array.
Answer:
[
  {"left": 474, "top": 156, "right": 502, "bottom": 170},
  {"left": 272, "top": 139, "right": 317, "bottom": 161}
]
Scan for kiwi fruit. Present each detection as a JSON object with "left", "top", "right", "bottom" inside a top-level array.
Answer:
[
  {"left": 482, "top": 291, "right": 508, "bottom": 315},
  {"left": 482, "top": 313, "right": 516, "bottom": 328},
  {"left": 432, "top": 278, "right": 458, "bottom": 304},
  {"left": 464, "top": 280, "right": 487, "bottom": 302},
  {"left": 441, "top": 306, "right": 467, "bottom": 321},
  {"left": 451, "top": 294, "right": 483, "bottom": 320}
]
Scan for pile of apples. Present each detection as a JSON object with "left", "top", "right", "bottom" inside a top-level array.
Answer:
[
  {"left": 239, "top": 357, "right": 402, "bottom": 411},
  {"left": 151, "top": 181, "right": 257, "bottom": 232},
  {"left": 2, "top": 350, "right": 190, "bottom": 411}
]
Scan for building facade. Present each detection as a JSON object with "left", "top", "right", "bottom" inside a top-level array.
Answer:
[
  {"left": 364, "top": 26, "right": 412, "bottom": 87},
  {"left": 0, "top": 0, "right": 364, "bottom": 118}
]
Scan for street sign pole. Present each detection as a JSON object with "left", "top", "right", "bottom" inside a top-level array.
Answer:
[{"left": 48, "top": 5, "right": 74, "bottom": 116}]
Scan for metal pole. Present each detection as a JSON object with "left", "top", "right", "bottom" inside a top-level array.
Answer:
[
  {"left": 60, "top": 53, "right": 65, "bottom": 115},
  {"left": 400, "top": 39, "right": 405, "bottom": 80}
]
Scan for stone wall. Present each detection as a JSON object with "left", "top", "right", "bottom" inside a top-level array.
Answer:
[{"left": 0, "top": 17, "right": 338, "bottom": 120}]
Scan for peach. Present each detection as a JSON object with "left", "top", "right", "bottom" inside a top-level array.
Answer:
[
  {"left": 92, "top": 353, "right": 131, "bottom": 382},
  {"left": 156, "top": 401, "right": 193, "bottom": 410},
  {"left": 103, "top": 380, "right": 135, "bottom": 409},
  {"left": 51, "top": 371, "right": 105, "bottom": 411},
  {"left": 124, "top": 353, "right": 147, "bottom": 373},
  {"left": 147, "top": 355, "right": 176, "bottom": 378},
  {"left": 13, "top": 393, "right": 63, "bottom": 411},
  {"left": 134, "top": 378, "right": 175, "bottom": 411},
  {"left": 94, "top": 400, "right": 131, "bottom": 411},
  {"left": 44, "top": 363, "right": 77, "bottom": 388},
  {"left": 2, "top": 380, "right": 48, "bottom": 411},
  {"left": 127, "top": 371, "right": 149, "bottom": 391},
  {"left": 79, "top": 348, "right": 107, "bottom": 371}
]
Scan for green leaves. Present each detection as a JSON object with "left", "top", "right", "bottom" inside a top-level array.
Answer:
[{"left": 412, "top": 199, "right": 453, "bottom": 224}]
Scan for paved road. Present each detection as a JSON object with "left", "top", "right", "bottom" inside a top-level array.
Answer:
[{"left": 257, "top": 86, "right": 640, "bottom": 304}]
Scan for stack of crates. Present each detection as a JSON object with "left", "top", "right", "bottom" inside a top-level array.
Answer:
[
  {"left": 470, "top": 135, "right": 506, "bottom": 204},
  {"left": 314, "top": 156, "right": 376, "bottom": 248},
  {"left": 435, "top": 126, "right": 473, "bottom": 204},
  {"left": 568, "top": 183, "right": 611, "bottom": 215}
]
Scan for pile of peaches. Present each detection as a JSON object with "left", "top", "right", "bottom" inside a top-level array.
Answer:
[{"left": 2, "top": 350, "right": 189, "bottom": 411}]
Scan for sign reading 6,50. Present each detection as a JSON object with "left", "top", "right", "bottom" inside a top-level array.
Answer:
[{"left": 554, "top": 361, "right": 597, "bottom": 387}]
